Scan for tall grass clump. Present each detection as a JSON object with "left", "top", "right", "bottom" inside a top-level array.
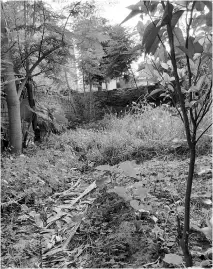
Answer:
[
  {"left": 104, "top": 104, "right": 185, "bottom": 145},
  {"left": 102, "top": 102, "right": 211, "bottom": 155},
  {"left": 47, "top": 102, "right": 211, "bottom": 166},
  {"left": 53, "top": 104, "right": 182, "bottom": 164}
]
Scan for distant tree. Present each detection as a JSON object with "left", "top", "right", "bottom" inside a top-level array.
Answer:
[
  {"left": 73, "top": 14, "right": 109, "bottom": 90},
  {"left": 100, "top": 24, "right": 138, "bottom": 80},
  {"left": 74, "top": 14, "right": 137, "bottom": 91}
]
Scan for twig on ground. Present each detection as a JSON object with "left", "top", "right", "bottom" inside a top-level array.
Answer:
[
  {"left": 53, "top": 178, "right": 81, "bottom": 198},
  {"left": 142, "top": 257, "right": 160, "bottom": 267}
]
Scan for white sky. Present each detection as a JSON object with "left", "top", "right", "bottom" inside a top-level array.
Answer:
[
  {"left": 49, "top": 0, "right": 141, "bottom": 28},
  {"left": 99, "top": 0, "right": 141, "bottom": 26}
]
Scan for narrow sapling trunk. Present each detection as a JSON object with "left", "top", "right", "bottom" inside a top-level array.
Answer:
[
  {"left": 89, "top": 79, "right": 93, "bottom": 120},
  {"left": 167, "top": 20, "right": 194, "bottom": 267},
  {"left": 181, "top": 144, "right": 196, "bottom": 266},
  {"left": 83, "top": 69, "right": 86, "bottom": 95}
]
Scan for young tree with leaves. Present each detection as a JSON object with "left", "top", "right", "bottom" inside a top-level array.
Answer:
[
  {"left": 73, "top": 15, "right": 109, "bottom": 87},
  {"left": 121, "top": 1, "right": 212, "bottom": 267}
]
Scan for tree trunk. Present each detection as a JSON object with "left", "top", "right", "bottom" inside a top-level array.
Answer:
[
  {"left": 22, "top": 78, "right": 37, "bottom": 147},
  {"left": 181, "top": 145, "right": 196, "bottom": 267},
  {"left": 130, "top": 68, "right": 138, "bottom": 90},
  {"left": 26, "top": 78, "right": 37, "bottom": 131},
  {"left": 82, "top": 69, "right": 86, "bottom": 95},
  {"left": 1, "top": 3, "right": 22, "bottom": 153},
  {"left": 167, "top": 20, "right": 195, "bottom": 267},
  {"left": 89, "top": 77, "right": 93, "bottom": 120},
  {"left": 64, "top": 68, "right": 77, "bottom": 114}
]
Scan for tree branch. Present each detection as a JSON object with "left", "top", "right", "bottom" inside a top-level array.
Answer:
[
  {"left": 186, "top": 2, "right": 196, "bottom": 129},
  {"left": 62, "top": 1, "right": 81, "bottom": 43},
  {"left": 167, "top": 23, "right": 192, "bottom": 148},
  {"left": 196, "top": 81, "right": 212, "bottom": 125},
  {"left": 17, "top": 1, "right": 80, "bottom": 98},
  {"left": 38, "top": 5, "right": 46, "bottom": 59},
  {"left": 196, "top": 123, "right": 212, "bottom": 144},
  {"left": 17, "top": 45, "right": 61, "bottom": 98}
]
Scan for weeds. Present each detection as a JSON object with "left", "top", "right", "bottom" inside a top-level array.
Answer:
[{"left": 46, "top": 104, "right": 211, "bottom": 166}]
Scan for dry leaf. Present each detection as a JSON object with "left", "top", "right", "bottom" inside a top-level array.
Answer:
[{"left": 163, "top": 253, "right": 183, "bottom": 265}]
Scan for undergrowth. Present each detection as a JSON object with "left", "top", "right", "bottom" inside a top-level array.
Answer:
[
  {"left": 2, "top": 104, "right": 211, "bottom": 208},
  {"left": 47, "top": 103, "right": 212, "bottom": 165},
  {"left": 1, "top": 103, "right": 212, "bottom": 268}
]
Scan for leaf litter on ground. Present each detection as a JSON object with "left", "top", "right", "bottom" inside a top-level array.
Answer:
[{"left": 1, "top": 147, "right": 212, "bottom": 268}]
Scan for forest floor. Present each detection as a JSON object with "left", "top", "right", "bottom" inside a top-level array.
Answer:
[
  {"left": 1, "top": 145, "right": 212, "bottom": 268},
  {"left": 1, "top": 110, "right": 212, "bottom": 268}
]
